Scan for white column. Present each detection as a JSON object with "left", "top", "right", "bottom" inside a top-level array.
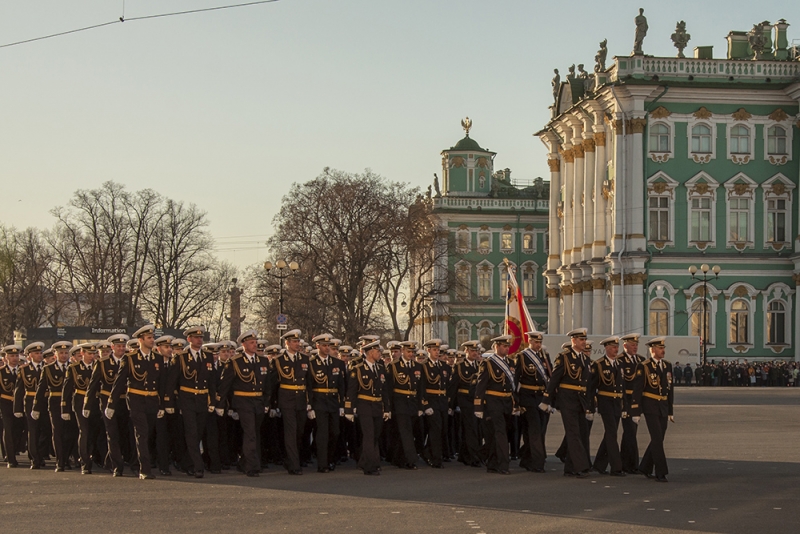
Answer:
[
  {"left": 593, "top": 129, "right": 608, "bottom": 259},
  {"left": 628, "top": 115, "right": 647, "bottom": 251},
  {"left": 562, "top": 144, "right": 574, "bottom": 268},
  {"left": 561, "top": 269, "right": 573, "bottom": 332}
]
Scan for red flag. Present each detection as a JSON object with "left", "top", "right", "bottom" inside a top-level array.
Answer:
[{"left": 503, "top": 260, "right": 533, "bottom": 356}]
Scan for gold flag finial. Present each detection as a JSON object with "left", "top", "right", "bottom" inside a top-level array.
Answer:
[{"left": 461, "top": 117, "right": 472, "bottom": 136}]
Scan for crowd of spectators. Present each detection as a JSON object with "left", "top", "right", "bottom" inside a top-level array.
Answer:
[{"left": 672, "top": 360, "right": 799, "bottom": 387}]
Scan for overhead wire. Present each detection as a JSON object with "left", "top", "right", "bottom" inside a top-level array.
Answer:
[{"left": 0, "top": 0, "right": 281, "bottom": 49}]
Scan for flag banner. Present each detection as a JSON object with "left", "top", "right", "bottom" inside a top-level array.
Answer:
[{"left": 503, "top": 258, "right": 534, "bottom": 356}]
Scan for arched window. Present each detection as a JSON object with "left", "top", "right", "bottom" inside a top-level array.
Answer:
[
  {"left": 649, "top": 298, "right": 669, "bottom": 336},
  {"left": 500, "top": 266, "right": 511, "bottom": 299},
  {"left": 456, "top": 229, "right": 470, "bottom": 252},
  {"left": 456, "top": 321, "right": 471, "bottom": 348},
  {"left": 478, "top": 322, "right": 494, "bottom": 351},
  {"left": 477, "top": 264, "right": 492, "bottom": 300},
  {"left": 522, "top": 263, "right": 538, "bottom": 299},
  {"left": 691, "top": 124, "right": 712, "bottom": 153},
  {"left": 649, "top": 123, "right": 670, "bottom": 152},
  {"left": 478, "top": 231, "right": 491, "bottom": 254},
  {"left": 690, "top": 298, "right": 711, "bottom": 341},
  {"left": 730, "top": 125, "right": 750, "bottom": 154},
  {"left": 767, "top": 300, "right": 786, "bottom": 344},
  {"left": 455, "top": 263, "right": 470, "bottom": 301},
  {"left": 522, "top": 233, "right": 534, "bottom": 252},
  {"left": 729, "top": 299, "right": 749, "bottom": 344},
  {"left": 767, "top": 126, "right": 787, "bottom": 155}
]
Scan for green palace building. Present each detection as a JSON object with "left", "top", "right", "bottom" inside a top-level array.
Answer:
[
  {"left": 537, "top": 16, "right": 800, "bottom": 360},
  {"left": 415, "top": 119, "right": 550, "bottom": 349}
]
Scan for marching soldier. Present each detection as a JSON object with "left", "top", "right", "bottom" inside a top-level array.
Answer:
[
  {"left": 452, "top": 340, "right": 482, "bottom": 467},
  {"left": 631, "top": 337, "right": 674, "bottom": 482},
  {"left": 215, "top": 330, "right": 272, "bottom": 477},
  {"left": 106, "top": 325, "right": 166, "bottom": 480},
  {"left": 168, "top": 326, "right": 216, "bottom": 478},
  {"left": 33, "top": 341, "right": 73, "bottom": 472},
  {"left": 1, "top": 345, "right": 24, "bottom": 467},
  {"left": 344, "top": 340, "right": 390, "bottom": 475},
  {"left": 86, "top": 333, "right": 129, "bottom": 476},
  {"left": 63, "top": 343, "right": 100, "bottom": 474},
  {"left": 474, "top": 335, "right": 516, "bottom": 475},
  {"left": 308, "top": 333, "right": 346, "bottom": 473},
  {"left": 420, "top": 339, "right": 450, "bottom": 468},
  {"left": 386, "top": 340, "right": 425, "bottom": 469},
  {"left": 589, "top": 336, "right": 625, "bottom": 476},
  {"left": 270, "top": 329, "right": 313, "bottom": 475},
  {"left": 540, "top": 328, "right": 592, "bottom": 478},
  {"left": 154, "top": 335, "right": 178, "bottom": 476},
  {"left": 14, "top": 342, "right": 48, "bottom": 469},
  {"left": 619, "top": 333, "right": 644, "bottom": 474},
  {"left": 211, "top": 341, "right": 236, "bottom": 471},
  {"left": 516, "top": 332, "right": 552, "bottom": 473}
]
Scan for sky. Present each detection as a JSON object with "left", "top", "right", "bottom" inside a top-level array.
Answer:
[{"left": 2, "top": 0, "right": 796, "bottom": 269}]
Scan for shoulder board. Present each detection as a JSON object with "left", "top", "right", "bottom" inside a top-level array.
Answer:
[{"left": 231, "top": 354, "right": 244, "bottom": 361}]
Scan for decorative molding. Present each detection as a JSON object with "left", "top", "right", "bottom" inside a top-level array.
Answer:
[
  {"left": 561, "top": 284, "right": 574, "bottom": 296},
  {"left": 573, "top": 144, "right": 585, "bottom": 158},
  {"left": 591, "top": 278, "right": 606, "bottom": 290},
  {"left": 691, "top": 183, "right": 710, "bottom": 195},
  {"left": 769, "top": 108, "right": 789, "bottom": 122},
  {"left": 693, "top": 107, "right": 712, "bottom": 119},
  {"left": 561, "top": 148, "right": 575, "bottom": 163},
  {"left": 546, "top": 287, "right": 561, "bottom": 298},
  {"left": 547, "top": 159, "right": 560, "bottom": 172},
  {"left": 479, "top": 224, "right": 489, "bottom": 231},
  {"left": 594, "top": 132, "right": 606, "bottom": 146},
  {"left": 450, "top": 156, "right": 466, "bottom": 168},
  {"left": 768, "top": 155, "right": 788, "bottom": 166},
  {"left": 582, "top": 138, "right": 596, "bottom": 152},
  {"left": 731, "top": 154, "right": 751, "bottom": 165},
  {"left": 692, "top": 153, "right": 712, "bottom": 164},
  {"left": 651, "top": 106, "right": 671, "bottom": 119},
  {"left": 630, "top": 118, "right": 647, "bottom": 134},
  {"left": 651, "top": 153, "right": 671, "bottom": 163},
  {"left": 732, "top": 108, "right": 753, "bottom": 121},
  {"left": 475, "top": 156, "right": 490, "bottom": 169}
]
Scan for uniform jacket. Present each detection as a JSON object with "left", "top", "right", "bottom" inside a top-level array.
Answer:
[
  {"left": 34, "top": 360, "right": 69, "bottom": 413},
  {"left": 62, "top": 361, "right": 94, "bottom": 415},
  {"left": 630, "top": 358, "right": 674, "bottom": 417},
  {"left": 270, "top": 352, "right": 312, "bottom": 411},
  {"left": 620, "top": 351, "right": 645, "bottom": 412},
  {"left": 344, "top": 361, "right": 389, "bottom": 416},
  {"left": 516, "top": 348, "right": 552, "bottom": 409},
  {"left": 589, "top": 356, "right": 624, "bottom": 416},
  {"left": 215, "top": 353, "right": 272, "bottom": 411},
  {"left": 421, "top": 359, "right": 451, "bottom": 412},
  {"left": 474, "top": 354, "right": 516, "bottom": 414},
  {"left": 308, "top": 354, "right": 347, "bottom": 413},
  {"left": 386, "top": 357, "right": 425, "bottom": 415},
  {"left": 86, "top": 356, "right": 123, "bottom": 410},
  {"left": 109, "top": 350, "right": 165, "bottom": 413},
  {"left": 451, "top": 358, "right": 480, "bottom": 409},
  {"left": 168, "top": 348, "right": 218, "bottom": 411},
  {"left": 13, "top": 362, "right": 43, "bottom": 414},
  {"left": 543, "top": 348, "right": 591, "bottom": 412}
]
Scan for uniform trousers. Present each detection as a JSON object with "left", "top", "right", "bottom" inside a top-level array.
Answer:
[
  {"left": 392, "top": 413, "right": 418, "bottom": 466},
  {"left": 48, "top": 400, "right": 67, "bottom": 469},
  {"left": 202, "top": 412, "right": 221, "bottom": 471},
  {"left": 456, "top": 396, "right": 481, "bottom": 465},
  {"left": 234, "top": 399, "right": 264, "bottom": 474},
  {"left": 282, "top": 408, "right": 307, "bottom": 472},
  {"left": 314, "top": 409, "right": 339, "bottom": 469},
  {"left": 129, "top": 406, "right": 157, "bottom": 475},
  {"left": 484, "top": 406, "right": 512, "bottom": 472},
  {"left": 76, "top": 409, "right": 101, "bottom": 470},
  {"left": 181, "top": 401, "right": 209, "bottom": 473},
  {"left": 425, "top": 408, "right": 448, "bottom": 467},
  {"left": 560, "top": 408, "right": 590, "bottom": 474},
  {"left": 639, "top": 414, "right": 669, "bottom": 477},
  {"left": 518, "top": 407, "right": 549, "bottom": 471},
  {"left": 27, "top": 411, "right": 49, "bottom": 466},
  {"left": 100, "top": 400, "right": 125, "bottom": 473},
  {"left": 593, "top": 412, "right": 622, "bottom": 473},
  {"left": 357, "top": 412, "right": 382, "bottom": 473},
  {"left": 620, "top": 416, "right": 640, "bottom": 472},
  {"left": 0, "top": 401, "right": 21, "bottom": 464}
]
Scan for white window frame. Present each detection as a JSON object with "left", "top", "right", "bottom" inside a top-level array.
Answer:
[
  {"left": 761, "top": 282, "right": 795, "bottom": 353},
  {"left": 455, "top": 226, "right": 471, "bottom": 254},
  {"left": 646, "top": 171, "right": 678, "bottom": 249},
  {"left": 477, "top": 229, "right": 492, "bottom": 255},
  {"left": 685, "top": 171, "right": 719, "bottom": 251},
  {"left": 476, "top": 260, "right": 494, "bottom": 301},
  {"left": 456, "top": 320, "right": 472, "bottom": 348},
  {"left": 477, "top": 320, "right": 496, "bottom": 350},
  {"left": 764, "top": 120, "right": 794, "bottom": 165},
  {"left": 647, "top": 281, "right": 677, "bottom": 336},
  {"left": 500, "top": 231, "right": 514, "bottom": 254},
  {"left": 723, "top": 283, "right": 758, "bottom": 353},
  {"left": 522, "top": 227, "right": 536, "bottom": 254},
  {"left": 724, "top": 173, "right": 757, "bottom": 251},
  {"left": 687, "top": 119, "right": 717, "bottom": 164},
  {"left": 648, "top": 120, "right": 674, "bottom": 163},
  {"left": 728, "top": 124, "right": 753, "bottom": 158},
  {"left": 684, "top": 282, "right": 720, "bottom": 348},
  {"left": 521, "top": 261, "right": 539, "bottom": 300},
  {"left": 455, "top": 261, "right": 471, "bottom": 302}
]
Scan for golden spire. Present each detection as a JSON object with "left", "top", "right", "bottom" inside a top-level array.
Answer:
[{"left": 461, "top": 117, "right": 472, "bottom": 136}]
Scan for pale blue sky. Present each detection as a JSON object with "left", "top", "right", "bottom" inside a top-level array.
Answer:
[{"left": 2, "top": 0, "right": 795, "bottom": 267}]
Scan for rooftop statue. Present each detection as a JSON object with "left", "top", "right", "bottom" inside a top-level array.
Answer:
[
  {"left": 594, "top": 39, "right": 608, "bottom": 72},
  {"left": 748, "top": 22, "right": 767, "bottom": 60},
  {"left": 433, "top": 173, "right": 441, "bottom": 198},
  {"left": 671, "top": 21, "right": 691, "bottom": 58},
  {"left": 633, "top": 8, "right": 648, "bottom": 55},
  {"left": 577, "top": 64, "right": 591, "bottom": 95},
  {"left": 551, "top": 68, "right": 560, "bottom": 103}
]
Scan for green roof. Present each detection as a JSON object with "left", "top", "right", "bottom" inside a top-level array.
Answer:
[{"left": 450, "top": 135, "right": 485, "bottom": 151}]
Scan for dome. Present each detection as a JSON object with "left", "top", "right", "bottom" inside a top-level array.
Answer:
[{"left": 451, "top": 135, "right": 486, "bottom": 152}]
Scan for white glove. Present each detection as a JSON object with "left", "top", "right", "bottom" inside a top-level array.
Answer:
[
  {"left": 417, "top": 410, "right": 423, "bottom": 417},
  {"left": 307, "top": 410, "right": 316, "bottom": 420},
  {"left": 82, "top": 409, "right": 91, "bottom": 419},
  {"left": 448, "top": 408, "right": 454, "bottom": 415},
  {"left": 276, "top": 408, "right": 282, "bottom": 418},
  {"left": 61, "top": 413, "right": 71, "bottom": 421},
  {"left": 538, "top": 402, "right": 549, "bottom": 412},
  {"left": 157, "top": 410, "right": 165, "bottom": 419},
  {"left": 14, "top": 412, "right": 23, "bottom": 419},
  {"left": 549, "top": 407, "right": 557, "bottom": 414},
  {"left": 166, "top": 407, "right": 175, "bottom": 414},
  {"left": 585, "top": 412, "right": 594, "bottom": 421},
  {"left": 512, "top": 408, "right": 521, "bottom": 416},
  {"left": 31, "top": 411, "right": 40, "bottom": 420},
  {"left": 231, "top": 411, "right": 240, "bottom": 421},
  {"left": 621, "top": 411, "right": 627, "bottom": 418},
  {"left": 668, "top": 415, "right": 675, "bottom": 423},
  {"left": 104, "top": 408, "right": 114, "bottom": 419},
  {"left": 339, "top": 408, "right": 344, "bottom": 417},
  {"left": 306, "top": 404, "right": 312, "bottom": 412},
  {"left": 383, "top": 412, "right": 391, "bottom": 421},
  {"left": 475, "top": 411, "right": 483, "bottom": 419},
  {"left": 424, "top": 408, "right": 434, "bottom": 416},
  {"left": 632, "top": 416, "right": 640, "bottom": 424},
  {"left": 215, "top": 408, "right": 224, "bottom": 417},
  {"left": 269, "top": 409, "right": 278, "bottom": 418},
  {"left": 455, "top": 406, "right": 461, "bottom": 413},
  {"left": 207, "top": 405, "right": 215, "bottom": 414},
  {"left": 345, "top": 414, "right": 354, "bottom": 422}
]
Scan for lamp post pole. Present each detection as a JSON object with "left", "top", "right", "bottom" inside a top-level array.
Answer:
[
  {"left": 689, "top": 264, "right": 721, "bottom": 366},
  {"left": 264, "top": 260, "right": 300, "bottom": 333}
]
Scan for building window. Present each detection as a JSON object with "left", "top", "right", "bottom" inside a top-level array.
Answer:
[
  {"left": 648, "top": 196, "right": 669, "bottom": 241},
  {"left": 729, "top": 198, "right": 749, "bottom": 242},
  {"left": 730, "top": 125, "right": 750, "bottom": 154},
  {"left": 478, "top": 322, "right": 494, "bottom": 350},
  {"left": 691, "top": 124, "right": 712, "bottom": 153},
  {"left": 690, "top": 298, "right": 711, "bottom": 342},
  {"left": 522, "top": 233, "right": 534, "bottom": 253},
  {"left": 649, "top": 298, "right": 669, "bottom": 336},
  {"left": 729, "top": 299, "right": 749, "bottom": 344},
  {"left": 468, "top": 168, "right": 474, "bottom": 191},
  {"left": 522, "top": 268, "right": 535, "bottom": 299},
  {"left": 456, "top": 264, "right": 470, "bottom": 301},
  {"left": 767, "top": 126, "right": 787, "bottom": 155},
  {"left": 649, "top": 123, "right": 670, "bottom": 152},
  {"left": 767, "top": 301, "right": 786, "bottom": 345},
  {"left": 767, "top": 199, "right": 787, "bottom": 243},
  {"left": 690, "top": 198, "right": 711, "bottom": 242},
  {"left": 477, "top": 265, "right": 492, "bottom": 300},
  {"left": 500, "top": 232, "right": 513, "bottom": 253},
  {"left": 456, "top": 321, "right": 471, "bottom": 348},
  {"left": 456, "top": 229, "right": 470, "bottom": 253},
  {"left": 478, "top": 232, "right": 491, "bottom": 254}
]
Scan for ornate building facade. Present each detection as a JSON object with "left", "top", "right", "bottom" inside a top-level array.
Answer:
[{"left": 538, "top": 18, "right": 800, "bottom": 360}]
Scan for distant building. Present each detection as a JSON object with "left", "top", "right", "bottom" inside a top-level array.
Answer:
[
  {"left": 416, "top": 120, "right": 549, "bottom": 349},
  {"left": 537, "top": 17, "right": 800, "bottom": 360}
]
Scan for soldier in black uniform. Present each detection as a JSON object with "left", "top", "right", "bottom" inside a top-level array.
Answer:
[
  {"left": 344, "top": 340, "right": 390, "bottom": 475},
  {"left": 1, "top": 345, "right": 24, "bottom": 467},
  {"left": 420, "top": 339, "right": 451, "bottom": 469},
  {"left": 386, "top": 340, "right": 425, "bottom": 469},
  {"left": 215, "top": 330, "right": 272, "bottom": 477},
  {"left": 212, "top": 341, "right": 236, "bottom": 470},
  {"left": 106, "top": 325, "right": 166, "bottom": 480},
  {"left": 474, "top": 335, "right": 516, "bottom": 474},
  {"left": 540, "top": 328, "right": 592, "bottom": 478},
  {"left": 451, "top": 340, "right": 482, "bottom": 467},
  {"left": 86, "top": 333, "right": 129, "bottom": 476},
  {"left": 589, "top": 336, "right": 625, "bottom": 476},
  {"left": 516, "top": 332, "right": 552, "bottom": 473},
  {"left": 270, "top": 329, "right": 312, "bottom": 475},
  {"left": 154, "top": 335, "right": 179, "bottom": 476},
  {"left": 63, "top": 343, "right": 100, "bottom": 474},
  {"left": 168, "top": 327, "right": 216, "bottom": 478},
  {"left": 631, "top": 337, "right": 674, "bottom": 482},
  {"left": 32, "top": 341, "right": 73, "bottom": 472},
  {"left": 308, "top": 333, "right": 346, "bottom": 473},
  {"left": 619, "top": 333, "right": 644, "bottom": 474},
  {"left": 14, "top": 342, "right": 48, "bottom": 469}
]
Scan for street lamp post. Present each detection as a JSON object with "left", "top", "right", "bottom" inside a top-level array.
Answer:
[
  {"left": 689, "top": 263, "right": 721, "bottom": 365},
  {"left": 264, "top": 260, "right": 300, "bottom": 331}
]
